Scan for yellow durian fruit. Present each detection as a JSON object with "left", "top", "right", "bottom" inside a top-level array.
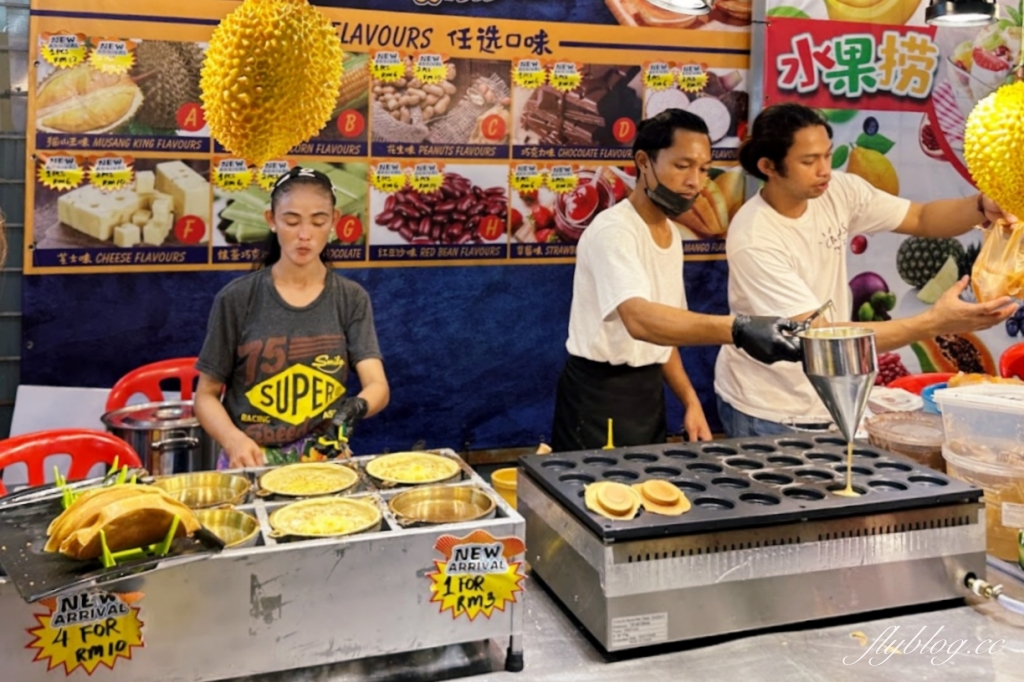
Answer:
[
  {"left": 200, "top": 0, "right": 343, "bottom": 166},
  {"left": 964, "top": 80, "right": 1024, "bottom": 220}
]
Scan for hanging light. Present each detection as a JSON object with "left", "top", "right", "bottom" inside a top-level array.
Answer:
[
  {"left": 925, "top": 0, "right": 996, "bottom": 27},
  {"left": 647, "top": 0, "right": 714, "bottom": 16}
]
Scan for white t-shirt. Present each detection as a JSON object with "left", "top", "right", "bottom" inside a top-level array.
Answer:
[
  {"left": 714, "top": 172, "right": 911, "bottom": 422},
  {"left": 566, "top": 200, "right": 686, "bottom": 367}
]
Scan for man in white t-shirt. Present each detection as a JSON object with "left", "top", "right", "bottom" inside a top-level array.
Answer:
[
  {"left": 715, "top": 103, "right": 1018, "bottom": 436},
  {"left": 551, "top": 109, "right": 805, "bottom": 452}
]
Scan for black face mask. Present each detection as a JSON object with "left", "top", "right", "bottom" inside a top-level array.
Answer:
[{"left": 644, "top": 164, "right": 697, "bottom": 217}]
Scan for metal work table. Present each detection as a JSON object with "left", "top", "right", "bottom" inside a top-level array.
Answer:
[{"left": 231, "top": 560, "right": 1024, "bottom": 682}]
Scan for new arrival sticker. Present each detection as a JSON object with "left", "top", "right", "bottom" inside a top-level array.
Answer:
[
  {"left": 644, "top": 62, "right": 675, "bottom": 91},
  {"left": 88, "top": 154, "right": 134, "bottom": 191},
  {"left": 512, "top": 59, "right": 546, "bottom": 89},
  {"left": 510, "top": 163, "right": 545, "bottom": 194},
  {"left": 410, "top": 162, "right": 444, "bottom": 194},
  {"left": 37, "top": 153, "right": 85, "bottom": 191},
  {"left": 87, "top": 38, "right": 136, "bottom": 75},
  {"left": 26, "top": 590, "right": 145, "bottom": 675},
  {"left": 371, "top": 50, "right": 405, "bottom": 83},
  {"left": 371, "top": 162, "right": 407, "bottom": 193},
  {"left": 39, "top": 32, "right": 87, "bottom": 68},
  {"left": 212, "top": 158, "right": 253, "bottom": 192},
  {"left": 427, "top": 530, "right": 526, "bottom": 621},
  {"left": 548, "top": 61, "right": 582, "bottom": 93},
  {"left": 546, "top": 164, "right": 579, "bottom": 194},
  {"left": 413, "top": 53, "right": 447, "bottom": 85},
  {"left": 678, "top": 63, "right": 709, "bottom": 94},
  {"left": 256, "top": 160, "right": 293, "bottom": 192}
]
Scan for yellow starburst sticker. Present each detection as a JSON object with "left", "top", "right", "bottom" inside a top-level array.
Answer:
[
  {"left": 413, "top": 53, "right": 447, "bottom": 86},
  {"left": 427, "top": 530, "right": 526, "bottom": 621},
  {"left": 40, "top": 32, "right": 87, "bottom": 68},
  {"left": 644, "top": 61, "right": 675, "bottom": 91},
  {"left": 27, "top": 591, "right": 145, "bottom": 675},
  {"left": 512, "top": 59, "right": 546, "bottom": 89},
  {"left": 256, "top": 160, "right": 293, "bottom": 193},
  {"left": 678, "top": 63, "right": 709, "bottom": 94},
  {"left": 411, "top": 162, "right": 444, "bottom": 194},
  {"left": 88, "top": 38, "right": 136, "bottom": 75},
  {"left": 371, "top": 162, "right": 407, "bottom": 193},
  {"left": 371, "top": 50, "right": 405, "bottom": 83},
  {"left": 549, "top": 61, "right": 582, "bottom": 93},
  {"left": 37, "top": 153, "right": 85, "bottom": 191},
  {"left": 88, "top": 154, "right": 134, "bottom": 191},
  {"left": 212, "top": 158, "right": 253, "bottom": 192},
  {"left": 546, "top": 164, "right": 579, "bottom": 194},
  {"left": 510, "top": 163, "right": 544, "bottom": 194}
]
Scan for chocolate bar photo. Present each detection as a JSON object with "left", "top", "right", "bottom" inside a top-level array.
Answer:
[{"left": 514, "top": 64, "right": 643, "bottom": 147}]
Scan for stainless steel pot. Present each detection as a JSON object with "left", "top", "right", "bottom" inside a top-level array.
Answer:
[{"left": 101, "top": 401, "right": 219, "bottom": 475}]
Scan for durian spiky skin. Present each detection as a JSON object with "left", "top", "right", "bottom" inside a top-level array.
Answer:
[
  {"left": 964, "top": 80, "right": 1024, "bottom": 220},
  {"left": 200, "top": 0, "right": 343, "bottom": 166},
  {"left": 132, "top": 41, "right": 203, "bottom": 130}
]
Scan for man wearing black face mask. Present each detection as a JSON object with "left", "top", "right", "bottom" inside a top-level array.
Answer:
[{"left": 550, "top": 109, "right": 804, "bottom": 453}]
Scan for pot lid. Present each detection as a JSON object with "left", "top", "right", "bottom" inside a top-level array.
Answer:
[{"left": 101, "top": 401, "right": 198, "bottom": 429}]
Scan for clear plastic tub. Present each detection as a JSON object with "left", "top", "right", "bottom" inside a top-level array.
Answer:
[
  {"left": 864, "top": 412, "right": 945, "bottom": 472},
  {"left": 943, "top": 444, "right": 1024, "bottom": 561},
  {"left": 933, "top": 385, "right": 1024, "bottom": 459}
]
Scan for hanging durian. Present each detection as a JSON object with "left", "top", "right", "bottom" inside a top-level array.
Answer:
[
  {"left": 964, "top": 80, "right": 1024, "bottom": 220},
  {"left": 200, "top": 0, "right": 343, "bottom": 166}
]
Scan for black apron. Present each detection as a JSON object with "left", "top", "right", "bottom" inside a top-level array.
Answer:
[{"left": 551, "top": 355, "right": 667, "bottom": 453}]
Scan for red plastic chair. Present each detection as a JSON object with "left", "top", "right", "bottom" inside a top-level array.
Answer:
[
  {"left": 887, "top": 372, "right": 955, "bottom": 395},
  {"left": 1000, "top": 343, "right": 1024, "bottom": 380},
  {"left": 0, "top": 429, "right": 142, "bottom": 497},
  {"left": 106, "top": 357, "right": 201, "bottom": 411}
]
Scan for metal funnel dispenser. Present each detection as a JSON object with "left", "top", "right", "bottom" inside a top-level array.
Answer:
[{"left": 798, "top": 328, "right": 878, "bottom": 443}]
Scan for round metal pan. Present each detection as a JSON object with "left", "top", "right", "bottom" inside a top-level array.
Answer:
[
  {"left": 152, "top": 472, "right": 251, "bottom": 509},
  {"left": 267, "top": 496, "right": 382, "bottom": 539},
  {"left": 388, "top": 485, "right": 496, "bottom": 527},
  {"left": 364, "top": 452, "right": 461, "bottom": 487},
  {"left": 195, "top": 508, "right": 260, "bottom": 548},
  {"left": 257, "top": 462, "right": 360, "bottom": 498}
]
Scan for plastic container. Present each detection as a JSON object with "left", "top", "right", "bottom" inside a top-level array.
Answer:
[
  {"left": 920, "top": 382, "right": 947, "bottom": 414},
  {"left": 933, "top": 385, "right": 1024, "bottom": 456},
  {"left": 864, "top": 411, "right": 945, "bottom": 472},
  {"left": 887, "top": 372, "right": 955, "bottom": 395},
  {"left": 491, "top": 468, "right": 518, "bottom": 509},
  {"left": 943, "top": 444, "right": 1024, "bottom": 561}
]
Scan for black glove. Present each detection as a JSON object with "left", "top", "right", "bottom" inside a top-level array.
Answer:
[
  {"left": 332, "top": 396, "right": 369, "bottom": 435},
  {"left": 732, "top": 315, "right": 803, "bottom": 364}
]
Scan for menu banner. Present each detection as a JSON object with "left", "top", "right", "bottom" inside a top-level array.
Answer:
[{"left": 25, "top": 0, "right": 752, "bottom": 273}]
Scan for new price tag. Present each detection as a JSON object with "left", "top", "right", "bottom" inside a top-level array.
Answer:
[
  {"left": 88, "top": 155, "right": 134, "bottom": 191},
  {"left": 510, "top": 164, "right": 544, "bottom": 194},
  {"left": 427, "top": 531, "right": 526, "bottom": 620},
  {"left": 27, "top": 590, "right": 145, "bottom": 675},
  {"left": 40, "top": 32, "right": 87, "bottom": 68},
  {"left": 411, "top": 162, "right": 444, "bottom": 194},
  {"left": 546, "top": 164, "right": 579, "bottom": 194},
  {"left": 548, "top": 61, "right": 582, "bottom": 93},
  {"left": 371, "top": 162, "right": 407, "bottom": 193},
  {"left": 88, "top": 38, "right": 136, "bottom": 75},
  {"left": 371, "top": 51, "right": 405, "bottom": 83},
  {"left": 256, "top": 160, "right": 293, "bottom": 192},
  {"left": 37, "top": 154, "right": 85, "bottom": 191},
  {"left": 212, "top": 158, "right": 253, "bottom": 192},
  {"left": 678, "top": 63, "right": 709, "bottom": 94},
  {"left": 413, "top": 53, "right": 447, "bottom": 86},
  {"left": 643, "top": 62, "right": 675, "bottom": 91},
  {"left": 512, "top": 59, "right": 546, "bottom": 89}
]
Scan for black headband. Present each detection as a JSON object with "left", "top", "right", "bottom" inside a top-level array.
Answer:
[{"left": 270, "top": 167, "right": 337, "bottom": 205}]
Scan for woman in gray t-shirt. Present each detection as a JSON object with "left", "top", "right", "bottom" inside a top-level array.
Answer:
[{"left": 194, "top": 168, "right": 390, "bottom": 468}]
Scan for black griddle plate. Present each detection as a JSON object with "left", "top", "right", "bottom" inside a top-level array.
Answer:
[
  {"left": 519, "top": 436, "right": 982, "bottom": 542},
  {"left": 0, "top": 493, "right": 224, "bottom": 603}
]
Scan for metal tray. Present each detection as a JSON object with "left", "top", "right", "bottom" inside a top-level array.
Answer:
[
  {"left": 0, "top": 494, "right": 224, "bottom": 602},
  {"left": 518, "top": 436, "right": 982, "bottom": 542}
]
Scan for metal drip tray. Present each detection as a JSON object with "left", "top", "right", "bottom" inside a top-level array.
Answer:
[{"left": 518, "top": 436, "right": 981, "bottom": 542}]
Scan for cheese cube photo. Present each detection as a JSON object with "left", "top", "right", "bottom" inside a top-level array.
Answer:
[{"left": 113, "top": 223, "right": 141, "bottom": 248}]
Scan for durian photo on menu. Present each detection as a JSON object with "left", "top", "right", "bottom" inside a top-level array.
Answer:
[{"left": 35, "top": 40, "right": 207, "bottom": 137}]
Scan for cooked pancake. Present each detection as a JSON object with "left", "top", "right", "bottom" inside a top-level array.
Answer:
[{"left": 365, "top": 453, "right": 460, "bottom": 485}]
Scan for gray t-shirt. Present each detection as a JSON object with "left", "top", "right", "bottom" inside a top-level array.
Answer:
[{"left": 196, "top": 268, "right": 382, "bottom": 447}]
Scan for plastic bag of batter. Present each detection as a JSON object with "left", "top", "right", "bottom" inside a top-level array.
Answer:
[{"left": 972, "top": 221, "right": 1024, "bottom": 303}]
